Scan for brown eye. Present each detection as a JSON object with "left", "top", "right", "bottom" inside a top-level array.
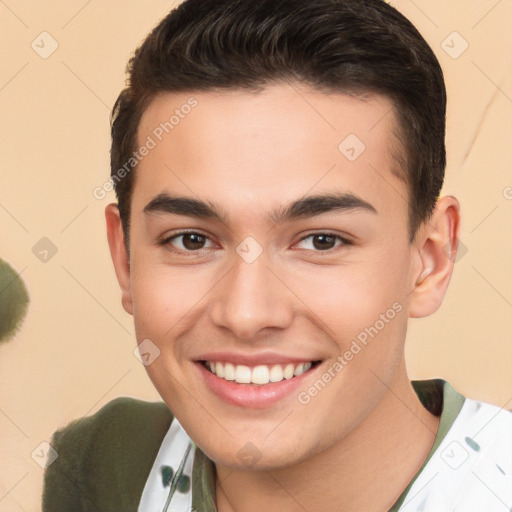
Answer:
[
  {"left": 181, "top": 233, "right": 207, "bottom": 250},
  {"left": 295, "top": 233, "right": 350, "bottom": 252},
  {"left": 161, "top": 231, "right": 214, "bottom": 253},
  {"left": 311, "top": 234, "right": 336, "bottom": 250}
]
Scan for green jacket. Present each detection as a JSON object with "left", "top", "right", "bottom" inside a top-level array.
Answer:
[{"left": 42, "top": 398, "right": 175, "bottom": 512}]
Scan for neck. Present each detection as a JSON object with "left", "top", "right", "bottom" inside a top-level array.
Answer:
[{"left": 215, "top": 364, "right": 440, "bottom": 512}]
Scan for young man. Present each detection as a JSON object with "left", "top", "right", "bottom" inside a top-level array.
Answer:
[{"left": 43, "top": 0, "right": 512, "bottom": 511}]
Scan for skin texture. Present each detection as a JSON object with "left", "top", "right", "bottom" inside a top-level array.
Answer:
[{"left": 106, "top": 83, "right": 460, "bottom": 512}]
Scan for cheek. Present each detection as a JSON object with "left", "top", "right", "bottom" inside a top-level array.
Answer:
[
  {"left": 285, "top": 251, "right": 410, "bottom": 343},
  {"left": 129, "top": 263, "right": 203, "bottom": 341},
  {"left": 129, "top": 264, "right": 205, "bottom": 409}
]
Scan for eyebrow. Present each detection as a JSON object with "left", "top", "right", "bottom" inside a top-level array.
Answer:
[{"left": 143, "top": 192, "right": 377, "bottom": 225}]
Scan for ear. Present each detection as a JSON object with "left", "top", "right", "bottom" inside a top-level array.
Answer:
[
  {"left": 105, "top": 204, "right": 133, "bottom": 315},
  {"left": 408, "top": 195, "right": 461, "bottom": 318}
]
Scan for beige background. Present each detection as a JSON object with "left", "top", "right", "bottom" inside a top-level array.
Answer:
[{"left": 0, "top": 1, "right": 511, "bottom": 510}]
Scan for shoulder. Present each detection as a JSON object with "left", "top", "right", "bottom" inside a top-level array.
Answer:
[
  {"left": 402, "top": 396, "right": 512, "bottom": 511},
  {"left": 453, "top": 396, "right": 512, "bottom": 450},
  {"left": 399, "top": 382, "right": 512, "bottom": 511},
  {"left": 43, "top": 397, "right": 174, "bottom": 512},
  {"left": 442, "top": 398, "right": 512, "bottom": 509},
  {"left": 48, "top": 396, "right": 173, "bottom": 470}
]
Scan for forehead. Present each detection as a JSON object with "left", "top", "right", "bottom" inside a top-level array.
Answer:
[{"left": 133, "top": 83, "right": 407, "bottom": 227}]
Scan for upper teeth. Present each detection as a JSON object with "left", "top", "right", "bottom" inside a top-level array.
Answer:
[{"left": 206, "top": 361, "right": 313, "bottom": 385}]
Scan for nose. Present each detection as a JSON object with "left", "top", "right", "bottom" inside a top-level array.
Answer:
[{"left": 208, "top": 252, "right": 294, "bottom": 341}]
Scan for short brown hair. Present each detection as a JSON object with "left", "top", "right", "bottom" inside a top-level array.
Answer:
[{"left": 110, "top": 0, "right": 446, "bottom": 246}]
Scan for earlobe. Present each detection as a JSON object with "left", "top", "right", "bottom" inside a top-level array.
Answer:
[
  {"left": 409, "top": 196, "right": 461, "bottom": 318},
  {"left": 105, "top": 204, "right": 133, "bottom": 315}
]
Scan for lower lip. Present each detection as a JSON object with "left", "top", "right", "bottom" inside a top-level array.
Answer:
[{"left": 196, "top": 362, "right": 318, "bottom": 409}]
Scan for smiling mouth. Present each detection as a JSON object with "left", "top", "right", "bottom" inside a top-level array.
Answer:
[{"left": 201, "top": 360, "right": 321, "bottom": 385}]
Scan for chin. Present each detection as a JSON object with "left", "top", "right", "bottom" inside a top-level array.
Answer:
[
  {"left": 211, "top": 448, "right": 303, "bottom": 472},
  {"left": 197, "top": 431, "right": 317, "bottom": 473}
]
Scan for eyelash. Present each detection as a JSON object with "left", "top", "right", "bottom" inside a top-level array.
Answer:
[{"left": 159, "top": 230, "right": 352, "bottom": 256}]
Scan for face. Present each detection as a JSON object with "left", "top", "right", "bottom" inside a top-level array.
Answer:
[{"left": 117, "top": 84, "right": 424, "bottom": 469}]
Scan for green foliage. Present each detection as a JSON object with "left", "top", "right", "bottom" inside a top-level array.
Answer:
[{"left": 0, "top": 258, "right": 29, "bottom": 343}]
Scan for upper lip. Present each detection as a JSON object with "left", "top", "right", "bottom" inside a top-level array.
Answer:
[{"left": 196, "top": 351, "right": 321, "bottom": 366}]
